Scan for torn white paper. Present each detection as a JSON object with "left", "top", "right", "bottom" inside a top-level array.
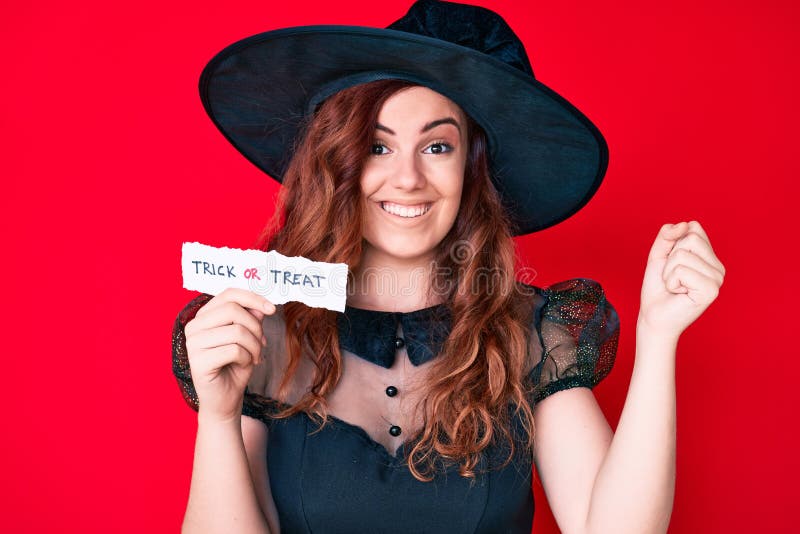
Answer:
[{"left": 181, "top": 242, "right": 348, "bottom": 312}]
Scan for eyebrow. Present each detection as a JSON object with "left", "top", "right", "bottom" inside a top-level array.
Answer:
[{"left": 375, "top": 117, "right": 462, "bottom": 136}]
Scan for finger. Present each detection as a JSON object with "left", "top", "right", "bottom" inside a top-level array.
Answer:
[
  {"left": 665, "top": 263, "right": 720, "bottom": 301},
  {"left": 199, "top": 287, "right": 275, "bottom": 315},
  {"left": 200, "top": 343, "right": 256, "bottom": 374},
  {"left": 663, "top": 247, "right": 724, "bottom": 286},
  {"left": 648, "top": 222, "right": 690, "bottom": 262},
  {"left": 686, "top": 220, "right": 710, "bottom": 245},
  {"left": 668, "top": 229, "right": 726, "bottom": 277},
  {"left": 187, "top": 302, "right": 265, "bottom": 342},
  {"left": 246, "top": 307, "right": 266, "bottom": 323},
  {"left": 187, "top": 323, "right": 263, "bottom": 365},
  {"left": 197, "top": 288, "right": 276, "bottom": 317}
]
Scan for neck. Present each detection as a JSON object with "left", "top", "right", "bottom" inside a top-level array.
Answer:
[{"left": 348, "top": 245, "right": 445, "bottom": 312}]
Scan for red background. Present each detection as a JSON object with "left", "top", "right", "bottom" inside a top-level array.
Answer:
[{"left": 3, "top": 0, "right": 796, "bottom": 532}]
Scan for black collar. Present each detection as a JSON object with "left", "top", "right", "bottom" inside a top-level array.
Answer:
[{"left": 337, "top": 303, "right": 452, "bottom": 368}]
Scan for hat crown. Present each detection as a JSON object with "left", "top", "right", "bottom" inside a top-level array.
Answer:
[
  {"left": 198, "top": 0, "right": 608, "bottom": 235},
  {"left": 387, "top": 0, "right": 534, "bottom": 77}
]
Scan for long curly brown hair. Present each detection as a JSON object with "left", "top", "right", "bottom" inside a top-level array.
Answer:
[{"left": 255, "top": 79, "right": 536, "bottom": 482}]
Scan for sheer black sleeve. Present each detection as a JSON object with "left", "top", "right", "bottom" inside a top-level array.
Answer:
[
  {"left": 170, "top": 294, "right": 279, "bottom": 426},
  {"left": 527, "top": 278, "right": 620, "bottom": 405}
]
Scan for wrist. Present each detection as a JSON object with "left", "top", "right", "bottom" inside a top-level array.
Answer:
[
  {"left": 197, "top": 409, "right": 243, "bottom": 429},
  {"left": 636, "top": 315, "right": 680, "bottom": 348}
]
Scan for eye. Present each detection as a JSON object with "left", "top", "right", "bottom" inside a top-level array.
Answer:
[
  {"left": 371, "top": 142, "right": 391, "bottom": 156},
  {"left": 423, "top": 141, "right": 454, "bottom": 155}
]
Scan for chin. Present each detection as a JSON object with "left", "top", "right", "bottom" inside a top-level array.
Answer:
[{"left": 364, "top": 236, "right": 439, "bottom": 263}]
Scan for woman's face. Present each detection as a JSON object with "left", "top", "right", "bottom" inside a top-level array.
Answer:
[{"left": 360, "top": 86, "right": 468, "bottom": 265}]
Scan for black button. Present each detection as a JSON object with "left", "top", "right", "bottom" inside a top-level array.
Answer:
[
  {"left": 386, "top": 385, "right": 398, "bottom": 397},
  {"left": 389, "top": 425, "right": 402, "bottom": 436},
  {"left": 394, "top": 337, "right": 405, "bottom": 349}
]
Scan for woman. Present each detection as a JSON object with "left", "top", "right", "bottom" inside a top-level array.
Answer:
[{"left": 172, "top": 1, "right": 725, "bottom": 532}]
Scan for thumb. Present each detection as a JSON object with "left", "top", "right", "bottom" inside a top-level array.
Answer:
[{"left": 648, "top": 222, "right": 688, "bottom": 262}]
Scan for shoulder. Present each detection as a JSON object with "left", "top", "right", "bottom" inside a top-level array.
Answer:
[
  {"left": 525, "top": 278, "right": 620, "bottom": 402},
  {"left": 519, "top": 277, "right": 608, "bottom": 299},
  {"left": 516, "top": 277, "right": 614, "bottom": 323}
]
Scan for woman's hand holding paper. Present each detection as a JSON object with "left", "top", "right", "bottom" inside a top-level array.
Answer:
[{"left": 184, "top": 288, "right": 276, "bottom": 423}]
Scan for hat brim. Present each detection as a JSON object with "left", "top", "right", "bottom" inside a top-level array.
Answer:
[{"left": 199, "top": 25, "right": 608, "bottom": 235}]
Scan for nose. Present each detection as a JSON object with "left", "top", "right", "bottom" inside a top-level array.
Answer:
[{"left": 388, "top": 152, "right": 427, "bottom": 190}]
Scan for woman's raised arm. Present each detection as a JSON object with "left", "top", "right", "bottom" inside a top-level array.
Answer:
[{"left": 178, "top": 289, "right": 278, "bottom": 534}]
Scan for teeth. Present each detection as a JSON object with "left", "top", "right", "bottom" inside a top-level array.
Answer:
[{"left": 381, "top": 202, "right": 431, "bottom": 218}]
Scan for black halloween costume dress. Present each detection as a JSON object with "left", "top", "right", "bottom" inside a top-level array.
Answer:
[{"left": 171, "top": 278, "right": 620, "bottom": 533}]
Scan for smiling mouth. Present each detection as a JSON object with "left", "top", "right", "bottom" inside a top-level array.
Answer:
[{"left": 380, "top": 201, "right": 432, "bottom": 218}]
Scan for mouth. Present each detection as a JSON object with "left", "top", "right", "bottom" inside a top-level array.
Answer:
[{"left": 379, "top": 201, "right": 432, "bottom": 219}]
